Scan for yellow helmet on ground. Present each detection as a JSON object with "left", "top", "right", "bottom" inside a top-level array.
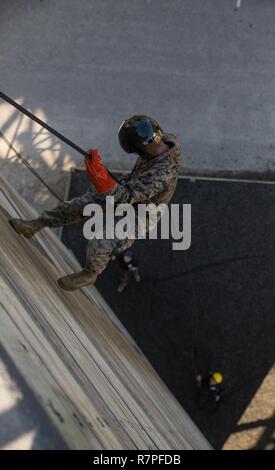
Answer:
[{"left": 212, "top": 372, "right": 223, "bottom": 384}]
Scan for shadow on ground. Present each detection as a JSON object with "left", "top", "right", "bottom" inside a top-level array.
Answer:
[
  {"left": 231, "top": 411, "right": 275, "bottom": 450},
  {"left": 0, "top": 346, "right": 67, "bottom": 449},
  {"left": 62, "top": 170, "right": 275, "bottom": 449},
  {"left": 0, "top": 97, "right": 73, "bottom": 212}
]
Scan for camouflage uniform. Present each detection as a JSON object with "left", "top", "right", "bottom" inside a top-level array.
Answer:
[{"left": 40, "top": 133, "right": 181, "bottom": 275}]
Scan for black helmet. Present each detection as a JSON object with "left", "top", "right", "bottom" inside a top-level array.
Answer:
[
  {"left": 118, "top": 115, "right": 164, "bottom": 157},
  {"left": 124, "top": 249, "right": 133, "bottom": 258}
]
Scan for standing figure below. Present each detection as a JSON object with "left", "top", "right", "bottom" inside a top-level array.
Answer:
[
  {"left": 112, "top": 250, "right": 140, "bottom": 293},
  {"left": 196, "top": 371, "right": 223, "bottom": 404}
]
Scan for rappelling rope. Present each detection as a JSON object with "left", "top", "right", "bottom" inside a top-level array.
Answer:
[
  {"left": 0, "top": 130, "right": 64, "bottom": 203},
  {"left": 0, "top": 90, "right": 92, "bottom": 202},
  {"left": 0, "top": 91, "right": 120, "bottom": 197},
  {"left": 0, "top": 91, "right": 90, "bottom": 158}
]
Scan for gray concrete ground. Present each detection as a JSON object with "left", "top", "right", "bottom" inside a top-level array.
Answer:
[
  {"left": 1, "top": 0, "right": 275, "bottom": 450},
  {"left": 1, "top": 0, "right": 275, "bottom": 213}
]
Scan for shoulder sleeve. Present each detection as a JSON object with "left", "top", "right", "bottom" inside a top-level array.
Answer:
[{"left": 109, "top": 162, "right": 172, "bottom": 204}]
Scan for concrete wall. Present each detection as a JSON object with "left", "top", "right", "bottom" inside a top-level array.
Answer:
[{"left": 1, "top": 0, "right": 275, "bottom": 209}]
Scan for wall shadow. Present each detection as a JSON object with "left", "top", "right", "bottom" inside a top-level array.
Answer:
[
  {"left": 0, "top": 98, "right": 72, "bottom": 449},
  {"left": 0, "top": 345, "right": 67, "bottom": 449},
  {"left": 0, "top": 96, "right": 77, "bottom": 211}
]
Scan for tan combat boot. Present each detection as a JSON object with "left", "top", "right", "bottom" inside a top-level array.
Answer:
[
  {"left": 57, "top": 269, "right": 98, "bottom": 291},
  {"left": 9, "top": 218, "right": 46, "bottom": 238}
]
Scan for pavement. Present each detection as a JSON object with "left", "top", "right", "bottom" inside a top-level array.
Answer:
[
  {"left": 61, "top": 170, "right": 275, "bottom": 449},
  {"left": 1, "top": 0, "right": 275, "bottom": 214}
]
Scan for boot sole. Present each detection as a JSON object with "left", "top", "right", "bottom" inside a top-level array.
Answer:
[
  {"left": 9, "top": 219, "right": 34, "bottom": 238},
  {"left": 57, "top": 278, "right": 77, "bottom": 291}
]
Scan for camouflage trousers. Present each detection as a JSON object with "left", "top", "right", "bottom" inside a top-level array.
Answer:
[
  {"left": 40, "top": 190, "right": 134, "bottom": 276},
  {"left": 118, "top": 267, "right": 140, "bottom": 287}
]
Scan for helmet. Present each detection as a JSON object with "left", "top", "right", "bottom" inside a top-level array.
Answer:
[
  {"left": 124, "top": 249, "right": 133, "bottom": 258},
  {"left": 212, "top": 372, "right": 223, "bottom": 384},
  {"left": 118, "top": 115, "right": 164, "bottom": 157}
]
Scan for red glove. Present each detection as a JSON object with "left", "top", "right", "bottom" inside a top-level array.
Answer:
[{"left": 85, "top": 149, "right": 117, "bottom": 194}]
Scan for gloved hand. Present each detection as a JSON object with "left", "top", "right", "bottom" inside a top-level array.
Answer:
[{"left": 85, "top": 149, "right": 117, "bottom": 194}]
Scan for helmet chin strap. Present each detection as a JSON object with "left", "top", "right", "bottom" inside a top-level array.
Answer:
[
  {"left": 140, "top": 140, "right": 165, "bottom": 159},
  {"left": 135, "top": 140, "right": 161, "bottom": 159},
  {"left": 132, "top": 144, "right": 149, "bottom": 158},
  {"left": 140, "top": 151, "right": 151, "bottom": 159}
]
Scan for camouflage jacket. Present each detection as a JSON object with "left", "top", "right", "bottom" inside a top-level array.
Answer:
[{"left": 110, "top": 133, "right": 181, "bottom": 206}]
